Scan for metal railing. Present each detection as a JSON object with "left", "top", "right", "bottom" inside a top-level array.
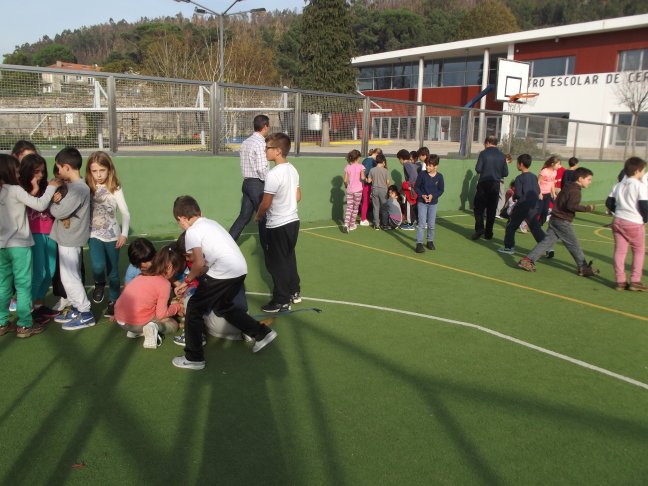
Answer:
[{"left": 1, "top": 63, "right": 646, "bottom": 160}]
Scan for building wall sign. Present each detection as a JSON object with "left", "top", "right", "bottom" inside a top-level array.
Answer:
[{"left": 530, "top": 70, "right": 648, "bottom": 88}]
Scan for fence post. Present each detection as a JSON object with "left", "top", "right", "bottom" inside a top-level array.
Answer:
[
  {"left": 210, "top": 82, "right": 220, "bottom": 155},
  {"left": 294, "top": 92, "right": 302, "bottom": 156},
  {"left": 417, "top": 103, "right": 425, "bottom": 149},
  {"left": 106, "top": 76, "right": 118, "bottom": 153},
  {"left": 465, "top": 109, "right": 474, "bottom": 158},
  {"left": 361, "top": 96, "right": 371, "bottom": 156},
  {"left": 599, "top": 125, "right": 606, "bottom": 161},
  {"left": 542, "top": 117, "right": 549, "bottom": 155}
]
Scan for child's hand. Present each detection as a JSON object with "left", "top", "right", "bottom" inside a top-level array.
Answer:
[
  {"left": 587, "top": 204, "right": 596, "bottom": 212},
  {"left": 175, "top": 282, "right": 188, "bottom": 296},
  {"left": 52, "top": 192, "right": 62, "bottom": 203},
  {"left": 115, "top": 235, "right": 127, "bottom": 249},
  {"left": 47, "top": 178, "right": 62, "bottom": 188},
  {"left": 177, "top": 305, "right": 185, "bottom": 317}
]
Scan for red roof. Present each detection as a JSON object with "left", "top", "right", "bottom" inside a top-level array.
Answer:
[{"left": 47, "top": 61, "right": 101, "bottom": 72}]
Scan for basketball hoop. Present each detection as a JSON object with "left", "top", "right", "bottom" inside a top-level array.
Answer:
[{"left": 508, "top": 92, "right": 539, "bottom": 113}]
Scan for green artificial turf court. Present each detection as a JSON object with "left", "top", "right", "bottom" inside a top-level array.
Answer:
[{"left": 1, "top": 208, "right": 647, "bottom": 485}]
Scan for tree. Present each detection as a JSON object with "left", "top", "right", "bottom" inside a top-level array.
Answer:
[
  {"left": 32, "top": 44, "right": 77, "bottom": 66},
  {"left": 352, "top": 7, "right": 430, "bottom": 55},
  {"left": 614, "top": 72, "right": 648, "bottom": 149},
  {"left": 455, "top": 0, "right": 519, "bottom": 40},
  {"left": 3, "top": 51, "right": 32, "bottom": 66}
]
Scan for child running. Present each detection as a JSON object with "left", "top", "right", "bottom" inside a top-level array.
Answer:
[
  {"left": 0, "top": 154, "right": 60, "bottom": 338},
  {"left": 86, "top": 151, "right": 130, "bottom": 317},
  {"left": 606, "top": 157, "right": 648, "bottom": 291},
  {"left": 538, "top": 155, "right": 560, "bottom": 225},
  {"left": 342, "top": 149, "right": 365, "bottom": 232},
  {"left": 114, "top": 245, "right": 184, "bottom": 348},
  {"left": 414, "top": 154, "right": 444, "bottom": 253},
  {"left": 518, "top": 167, "right": 598, "bottom": 276}
]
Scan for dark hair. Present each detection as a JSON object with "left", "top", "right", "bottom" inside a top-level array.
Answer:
[
  {"left": 127, "top": 238, "right": 156, "bottom": 267},
  {"left": 417, "top": 147, "right": 430, "bottom": 159},
  {"left": 346, "top": 149, "right": 361, "bottom": 164},
  {"left": 55, "top": 147, "right": 83, "bottom": 170},
  {"left": 174, "top": 231, "right": 187, "bottom": 254},
  {"left": 375, "top": 153, "right": 387, "bottom": 166},
  {"left": 397, "top": 149, "right": 410, "bottom": 161},
  {"left": 387, "top": 184, "right": 400, "bottom": 196},
  {"left": 505, "top": 153, "right": 512, "bottom": 162},
  {"left": 517, "top": 153, "right": 532, "bottom": 169},
  {"left": 409, "top": 151, "right": 418, "bottom": 160},
  {"left": 144, "top": 245, "right": 185, "bottom": 278},
  {"left": 485, "top": 135, "right": 498, "bottom": 146},
  {"left": 266, "top": 132, "right": 291, "bottom": 157},
  {"left": 11, "top": 140, "right": 37, "bottom": 159},
  {"left": 253, "top": 114, "right": 270, "bottom": 132},
  {"left": 173, "top": 195, "right": 201, "bottom": 220},
  {"left": 567, "top": 157, "right": 579, "bottom": 168},
  {"left": 542, "top": 155, "right": 560, "bottom": 169},
  {"left": 19, "top": 153, "right": 48, "bottom": 195},
  {"left": 574, "top": 167, "right": 593, "bottom": 180},
  {"left": 427, "top": 154, "right": 440, "bottom": 167},
  {"left": 623, "top": 156, "right": 647, "bottom": 178},
  {"left": 0, "top": 154, "right": 20, "bottom": 187}
]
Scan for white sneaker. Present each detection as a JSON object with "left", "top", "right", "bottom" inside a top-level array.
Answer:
[
  {"left": 52, "top": 298, "right": 70, "bottom": 312},
  {"left": 172, "top": 356, "right": 205, "bottom": 370},
  {"left": 359, "top": 220, "right": 370, "bottom": 226},
  {"left": 126, "top": 331, "right": 142, "bottom": 339},
  {"left": 143, "top": 322, "right": 159, "bottom": 349},
  {"left": 253, "top": 329, "right": 277, "bottom": 353}
]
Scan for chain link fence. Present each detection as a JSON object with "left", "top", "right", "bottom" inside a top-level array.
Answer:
[{"left": 1, "top": 64, "right": 646, "bottom": 160}]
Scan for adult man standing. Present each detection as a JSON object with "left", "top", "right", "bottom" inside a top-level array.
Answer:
[
  {"left": 229, "top": 114, "right": 270, "bottom": 247},
  {"left": 472, "top": 135, "right": 508, "bottom": 240}
]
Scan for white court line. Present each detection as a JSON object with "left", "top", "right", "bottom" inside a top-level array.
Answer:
[{"left": 246, "top": 291, "right": 648, "bottom": 392}]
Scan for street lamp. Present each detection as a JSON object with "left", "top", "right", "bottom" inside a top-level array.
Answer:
[{"left": 174, "top": 0, "right": 266, "bottom": 83}]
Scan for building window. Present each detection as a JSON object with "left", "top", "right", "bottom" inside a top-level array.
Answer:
[
  {"left": 529, "top": 56, "right": 575, "bottom": 77},
  {"left": 618, "top": 49, "right": 648, "bottom": 72},
  {"left": 611, "top": 112, "right": 648, "bottom": 146},
  {"left": 62, "top": 75, "right": 70, "bottom": 83},
  {"left": 87, "top": 77, "right": 95, "bottom": 85},
  {"left": 76, "top": 75, "right": 83, "bottom": 82},
  {"left": 357, "top": 63, "right": 419, "bottom": 91}
]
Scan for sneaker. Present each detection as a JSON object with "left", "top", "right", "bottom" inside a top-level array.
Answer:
[
  {"left": 34, "top": 306, "right": 59, "bottom": 318},
  {"left": 359, "top": 220, "right": 370, "bottom": 226},
  {"left": 374, "top": 225, "right": 380, "bottom": 230},
  {"left": 143, "top": 322, "right": 160, "bottom": 349},
  {"left": 126, "top": 331, "right": 142, "bottom": 338},
  {"left": 54, "top": 308, "right": 79, "bottom": 324},
  {"left": 545, "top": 250, "right": 555, "bottom": 259},
  {"left": 518, "top": 226, "right": 528, "bottom": 234},
  {"left": 615, "top": 283, "right": 628, "bottom": 291},
  {"left": 31, "top": 312, "right": 50, "bottom": 326},
  {"left": 518, "top": 257, "right": 536, "bottom": 272},
  {"left": 0, "top": 320, "right": 17, "bottom": 336},
  {"left": 342, "top": 225, "right": 349, "bottom": 233},
  {"left": 253, "top": 329, "right": 277, "bottom": 353},
  {"left": 470, "top": 231, "right": 484, "bottom": 240},
  {"left": 415, "top": 243, "right": 425, "bottom": 253},
  {"left": 628, "top": 282, "right": 648, "bottom": 292},
  {"left": 17, "top": 321, "right": 47, "bottom": 339},
  {"left": 173, "top": 334, "right": 207, "bottom": 347},
  {"left": 349, "top": 224, "right": 358, "bottom": 231},
  {"left": 497, "top": 247, "right": 515, "bottom": 255},
  {"left": 62, "top": 311, "right": 96, "bottom": 331},
  {"left": 290, "top": 292, "right": 302, "bottom": 304},
  {"left": 484, "top": 233, "right": 493, "bottom": 240},
  {"left": 8, "top": 298, "right": 16, "bottom": 312},
  {"left": 261, "top": 301, "right": 291, "bottom": 313},
  {"left": 92, "top": 284, "right": 105, "bottom": 304},
  {"left": 578, "top": 261, "right": 599, "bottom": 277},
  {"left": 402, "top": 224, "right": 415, "bottom": 231},
  {"left": 172, "top": 356, "right": 205, "bottom": 370},
  {"left": 52, "top": 298, "right": 70, "bottom": 312},
  {"left": 426, "top": 241, "right": 436, "bottom": 250},
  {"left": 104, "top": 301, "right": 115, "bottom": 318}
]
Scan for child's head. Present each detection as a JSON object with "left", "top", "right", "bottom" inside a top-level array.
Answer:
[
  {"left": 128, "top": 238, "right": 156, "bottom": 272},
  {"left": 517, "top": 153, "right": 532, "bottom": 170},
  {"left": 18, "top": 153, "right": 48, "bottom": 195},
  {"left": 397, "top": 149, "right": 410, "bottom": 163},
  {"left": 173, "top": 195, "right": 201, "bottom": 228},
  {"left": 409, "top": 150, "right": 418, "bottom": 162},
  {"left": 55, "top": 147, "right": 83, "bottom": 179},
  {"left": 0, "top": 154, "right": 20, "bottom": 187},
  {"left": 484, "top": 135, "right": 498, "bottom": 146},
  {"left": 253, "top": 114, "right": 270, "bottom": 134},
  {"left": 368, "top": 148, "right": 382, "bottom": 158},
  {"left": 574, "top": 167, "right": 593, "bottom": 188},
  {"left": 86, "top": 151, "right": 120, "bottom": 193},
  {"left": 426, "top": 154, "right": 440, "bottom": 170},
  {"left": 623, "top": 156, "right": 647, "bottom": 178},
  {"left": 387, "top": 184, "right": 400, "bottom": 199},
  {"left": 505, "top": 153, "right": 512, "bottom": 164},
  {"left": 11, "top": 140, "right": 37, "bottom": 162},
  {"left": 145, "top": 245, "right": 185, "bottom": 279},
  {"left": 418, "top": 146, "right": 430, "bottom": 161},
  {"left": 543, "top": 155, "right": 560, "bottom": 169},
  {"left": 174, "top": 231, "right": 194, "bottom": 262},
  {"left": 265, "top": 132, "right": 291, "bottom": 159},
  {"left": 567, "top": 156, "right": 579, "bottom": 168},
  {"left": 375, "top": 153, "right": 386, "bottom": 166},
  {"left": 346, "top": 149, "right": 361, "bottom": 164}
]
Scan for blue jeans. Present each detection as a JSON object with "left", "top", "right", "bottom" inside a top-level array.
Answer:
[
  {"left": 88, "top": 238, "right": 121, "bottom": 302},
  {"left": 229, "top": 178, "right": 267, "bottom": 250},
  {"left": 416, "top": 202, "right": 438, "bottom": 244}
]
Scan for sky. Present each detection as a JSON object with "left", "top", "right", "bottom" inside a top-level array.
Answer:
[{"left": 1, "top": 0, "right": 306, "bottom": 59}]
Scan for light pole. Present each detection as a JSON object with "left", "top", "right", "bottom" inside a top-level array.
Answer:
[{"left": 174, "top": 0, "right": 265, "bottom": 83}]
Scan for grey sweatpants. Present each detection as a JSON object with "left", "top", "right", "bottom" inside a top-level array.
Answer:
[{"left": 527, "top": 218, "right": 585, "bottom": 267}]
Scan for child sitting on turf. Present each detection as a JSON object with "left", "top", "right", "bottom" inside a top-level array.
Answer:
[
  {"left": 124, "top": 237, "right": 156, "bottom": 286},
  {"left": 518, "top": 167, "right": 597, "bottom": 276},
  {"left": 380, "top": 185, "right": 403, "bottom": 229},
  {"left": 606, "top": 157, "right": 648, "bottom": 291},
  {"left": 114, "top": 245, "right": 184, "bottom": 349},
  {"left": 414, "top": 155, "right": 444, "bottom": 253}
]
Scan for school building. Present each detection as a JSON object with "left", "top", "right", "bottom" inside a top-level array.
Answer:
[{"left": 351, "top": 14, "right": 648, "bottom": 149}]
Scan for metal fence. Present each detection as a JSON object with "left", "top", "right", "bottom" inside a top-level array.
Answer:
[{"left": 1, "top": 63, "right": 647, "bottom": 161}]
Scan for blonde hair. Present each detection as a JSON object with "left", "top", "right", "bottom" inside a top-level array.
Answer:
[
  {"left": 367, "top": 148, "right": 383, "bottom": 157},
  {"left": 85, "top": 151, "right": 121, "bottom": 193}
]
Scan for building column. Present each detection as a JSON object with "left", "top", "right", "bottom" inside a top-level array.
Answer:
[
  {"left": 477, "top": 48, "right": 490, "bottom": 144},
  {"left": 416, "top": 57, "right": 425, "bottom": 145}
]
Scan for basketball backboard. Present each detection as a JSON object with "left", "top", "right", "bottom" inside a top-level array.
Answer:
[{"left": 496, "top": 59, "right": 530, "bottom": 103}]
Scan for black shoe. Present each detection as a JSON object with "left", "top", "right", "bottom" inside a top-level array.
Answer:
[
  {"left": 470, "top": 231, "right": 484, "bottom": 240},
  {"left": 484, "top": 233, "right": 493, "bottom": 240},
  {"left": 426, "top": 241, "right": 436, "bottom": 250},
  {"left": 261, "top": 301, "right": 291, "bottom": 313},
  {"left": 415, "top": 243, "right": 425, "bottom": 253},
  {"left": 92, "top": 284, "right": 105, "bottom": 304},
  {"left": 104, "top": 301, "right": 115, "bottom": 317},
  {"left": 545, "top": 250, "right": 555, "bottom": 259},
  {"left": 290, "top": 292, "right": 302, "bottom": 304}
]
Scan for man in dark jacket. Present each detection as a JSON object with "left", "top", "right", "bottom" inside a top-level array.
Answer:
[{"left": 472, "top": 135, "right": 508, "bottom": 240}]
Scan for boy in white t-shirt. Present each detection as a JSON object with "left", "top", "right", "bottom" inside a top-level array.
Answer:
[
  {"left": 171, "top": 196, "right": 277, "bottom": 370},
  {"left": 255, "top": 133, "right": 301, "bottom": 313}
]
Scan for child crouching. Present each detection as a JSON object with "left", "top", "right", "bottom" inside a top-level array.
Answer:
[{"left": 114, "top": 245, "right": 185, "bottom": 348}]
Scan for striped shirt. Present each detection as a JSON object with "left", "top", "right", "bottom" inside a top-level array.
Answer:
[{"left": 240, "top": 131, "right": 269, "bottom": 180}]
